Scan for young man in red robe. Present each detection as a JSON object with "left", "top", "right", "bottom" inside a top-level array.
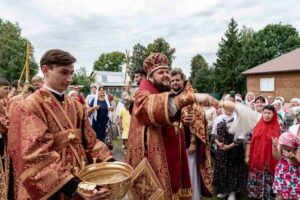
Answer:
[
  {"left": 8, "top": 49, "right": 113, "bottom": 200},
  {"left": 126, "top": 53, "right": 217, "bottom": 199}
]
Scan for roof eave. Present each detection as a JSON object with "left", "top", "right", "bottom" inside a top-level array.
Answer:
[{"left": 242, "top": 69, "right": 300, "bottom": 75}]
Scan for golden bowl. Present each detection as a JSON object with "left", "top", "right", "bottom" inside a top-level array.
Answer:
[{"left": 78, "top": 162, "right": 133, "bottom": 199}]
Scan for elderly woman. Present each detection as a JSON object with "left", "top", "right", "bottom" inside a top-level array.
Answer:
[
  {"left": 289, "top": 98, "right": 300, "bottom": 108},
  {"left": 68, "top": 90, "right": 79, "bottom": 100},
  {"left": 245, "top": 105, "right": 280, "bottom": 200},
  {"left": 245, "top": 92, "right": 255, "bottom": 106},
  {"left": 272, "top": 99, "right": 285, "bottom": 122},
  {"left": 289, "top": 108, "right": 300, "bottom": 135}
]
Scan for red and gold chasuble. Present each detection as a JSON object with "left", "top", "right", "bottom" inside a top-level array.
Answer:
[
  {"left": 8, "top": 88, "right": 112, "bottom": 200},
  {"left": 126, "top": 80, "right": 196, "bottom": 200},
  {"left": 0, "top": 100, "right": 10, "bottom": 199},
  {"left": 180, "top": 82, "right": 213, "bottom": 197}
]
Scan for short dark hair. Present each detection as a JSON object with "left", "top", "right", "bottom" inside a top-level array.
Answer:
[
  {"left": 254, "top": 95, "right": 266, "bottom": 103},
  {"left": 0, "top": 77, "right": 9, "bottom": 87},
  {"left": 134, "top": 68, "right": 146, "bottom": 77},
  {"left": 40, "top": 49, "right": 76, "bottom": 69},
  {"left": 170, "top": 68, "right": 186, "bottom": 81},
  {"left": 28, "top": 85, "right": 36, "bottom": 93},
  {"left": 263, "top": 104, "right": 275, "bottom": 113},
  {"left": 10, "top": 80, "right": 19, "bottom": 88}
]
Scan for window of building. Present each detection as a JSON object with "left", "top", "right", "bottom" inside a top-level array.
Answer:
[{"left": 260, "top": 78, "right": 275, "bottom": 92}]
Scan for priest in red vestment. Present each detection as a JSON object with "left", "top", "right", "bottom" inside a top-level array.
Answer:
[{"left": 126, "top": 53, "right": 217, "bottom": 200}]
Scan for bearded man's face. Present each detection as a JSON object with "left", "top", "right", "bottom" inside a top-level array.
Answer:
[{"left": 150, "top": 68, "right": 171, "bottom": 92}]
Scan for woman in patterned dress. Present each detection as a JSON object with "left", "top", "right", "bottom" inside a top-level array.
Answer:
[{"left": 211, "top": 100, "right": 247, "bottom": 200}]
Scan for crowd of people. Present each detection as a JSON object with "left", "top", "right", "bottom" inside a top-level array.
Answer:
[{"left": 0, "top": 49, "right": 299, "bottom": 200}]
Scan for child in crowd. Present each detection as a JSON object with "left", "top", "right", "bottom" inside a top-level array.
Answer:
[
  {"left": 272, "top": 131, "right": 300, "bottom": 200},
  {"left": 119, "top": 101, "right": 131, "bottom": 153}
]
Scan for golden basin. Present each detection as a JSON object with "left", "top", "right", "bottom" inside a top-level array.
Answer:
[{"left": 78, "top": 162, "right": 133, "bottom": 199}]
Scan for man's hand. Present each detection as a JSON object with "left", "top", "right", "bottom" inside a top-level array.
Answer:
[
  {"left": 182, "top": 108, "right": 195, "bottom": 126},
  {"left": 215, "top": 140, "right": 224, "bottom": 149},
  {"left": 0, "top": 117, "right": 9, "bottom": 127},
  {"left": 195, "top": 93, "right": 218, "bottom": 107},
  {"left": 108, "top": 107, "right": 114, "bottom": 112},
  {"left": 187, "top": 145, "right": 196, "bottom": 154},
  {"left": 77, "top": 187, "right": 110, "bottom": 200},
  {"left": 272, "top": 137, "right": 279, "bottom": 147},
  {"left": 220, "top": 144, "right": 231, "bottom": 151}
]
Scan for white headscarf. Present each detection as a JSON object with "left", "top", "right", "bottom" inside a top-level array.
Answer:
[
  {"left": 245, "top": 92, "right": 255, "bottom": 106},
  {"left": 272, "top": 99, "right": 285, "bottom": 118},
  {"left": 68, "top": 90, "right": 78, "bottom": 97}
]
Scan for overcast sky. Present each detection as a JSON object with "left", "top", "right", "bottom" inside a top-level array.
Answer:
[{"left": 1, "top": 0, "right": 299, "bottom": 77}]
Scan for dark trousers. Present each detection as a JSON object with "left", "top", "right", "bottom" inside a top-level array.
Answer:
[{"left": 0, "top": 137, "right": 4, "bottom": 156}]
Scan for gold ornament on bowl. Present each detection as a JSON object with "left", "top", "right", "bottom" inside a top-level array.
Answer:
[{"left": 78, "top": 162, "right": 133, "bottom": 200}]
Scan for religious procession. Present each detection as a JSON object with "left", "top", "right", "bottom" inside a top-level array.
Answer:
[
  {"left": 1, "top": 1, "right": 300, "bottom": 200},
  {"left": 0, "top": 48, "right": 299, "bottom": 200}
]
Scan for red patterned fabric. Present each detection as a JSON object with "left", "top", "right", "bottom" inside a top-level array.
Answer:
[
  {"left": 126, "top": 79, "right": 192, "bottom": 199},
  {"left": 249, "top": 110, "right": 280, "bottom": 172},
  {"left": 143, "top": 53, "right": 169, "bottom": 77}
]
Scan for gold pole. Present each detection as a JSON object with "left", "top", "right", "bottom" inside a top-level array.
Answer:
[
  {"left": 124, "top": 50, "right": 130, "bottom": 93},
  {"left": 18, "top": 64, "right": 26, "bottom": 87},
  {"left": 25, "top": 43, "right": 32, "bottom": 83}
]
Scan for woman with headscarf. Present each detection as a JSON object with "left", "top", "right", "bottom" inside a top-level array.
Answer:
[
  {"left": 68, "top": 90, "right": 79, "bottom": 100},
  {"left": 289, "top": 108, "right": 300, "bottom": 136},
  {"left": 245, "top": 92, "right": 255, "bottom": 106},
  {"left": 289, "top": 98, "right": 300, "bottom": 108},
  {"left": 211, "top": 100, "right": 247, "bottom": 200},
  {"left": 89, "top": 86, "right": 113, "bottom": 142},
  {"left": 272, "top": 99, "right": 285, "bottom": 122},
  {"left": 245, "top": 105, "right": 280, "bottom": 200}
]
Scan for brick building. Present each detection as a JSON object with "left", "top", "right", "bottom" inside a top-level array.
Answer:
[{"left": 242, "top": 48, "right": 300, "bottom": 101}]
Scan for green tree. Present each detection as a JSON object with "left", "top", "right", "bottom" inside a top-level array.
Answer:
[
  {"left": 72, "top": 67, "right": 94, "bottom": 95},
  {"left": 129, "top": 43, "right": 147, "bottom": 79},
  {"left": 189, "top": 54, "right": 209, "bottom": 85},
  {"left": 242, "top": 23, "right": 300, "bottom": 69},
  {"left": 129, "top": 38, "right": 176, "bottom": 79},
  {"left": 193, "top": 67, "right": 215, "bottom": 93},
  {"left": 93, "top": 51, "right": 126, "bottom": 71},
  {"left": 146, "top": 38, "right": 176, "bottom": 66},
  {"left": 0, "top": 19, "right": 38, "bottom": 82},
  {"left": 213, "top": 18, "right": 245, "bottom": 94}
]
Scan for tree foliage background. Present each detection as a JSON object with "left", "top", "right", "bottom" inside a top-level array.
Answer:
[
  {"left": 72, "top": 66, "right": 95, "bottom": 95},
  {"left": 129, "top": 38, "right": 176, "bottom": 79},
  {"left": 0, "top": 18, "right": 38, "bottom": 82},
  {"left": 213, "top": 18, "right": 245, "bottom": 94},
  {"left": 242, "top": 23, "right": 300, "bottom": 69},
  {"left": 93, "top": 51, "right": 126, "bottom": 72},
  {"left": 191, "top": 19, "right": 300, "bottom": 95},
  {"left": 189, "top": 54, "right": 209, "bottom": 85}
]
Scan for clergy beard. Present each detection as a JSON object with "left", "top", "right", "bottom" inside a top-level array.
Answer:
[{"left": 152, "top": 78, "right": 171, "bottom": 92}]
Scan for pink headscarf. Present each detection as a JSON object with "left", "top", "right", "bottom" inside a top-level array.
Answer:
[{"left": 279, "top": 131, "right": 298, "bottom": 148}]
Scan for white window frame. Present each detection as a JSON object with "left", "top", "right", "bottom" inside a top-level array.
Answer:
[{"left": 260, "top": 78, "right": 275, "bottom": 92}]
